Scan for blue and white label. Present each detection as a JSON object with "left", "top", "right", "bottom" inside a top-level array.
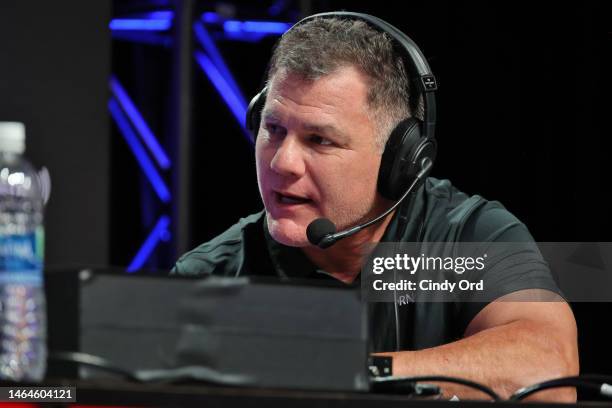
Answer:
[{"left": 0, "top": 229, "right": 43, "bottom": 285}]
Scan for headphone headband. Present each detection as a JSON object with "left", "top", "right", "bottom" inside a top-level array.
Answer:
[{"left": 288, "top": 12, "right": 437, "bottom": 141}]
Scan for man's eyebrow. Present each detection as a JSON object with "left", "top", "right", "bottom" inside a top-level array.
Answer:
[
  {"left": 262, "top": 110, "right": 346, "bottom": 139},
  {"left": 303, "top": 123, "right": 349, "bottom": 145},
  {"left": 262, "top": 110, "right": 281, "bottom": 123},
  {"left": 303, "top": 123, "right": 340, "bottom": 135}
]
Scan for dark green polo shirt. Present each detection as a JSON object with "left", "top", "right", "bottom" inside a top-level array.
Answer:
[{"left": 172, "top": 177, "right": 561, "bottom": 352}]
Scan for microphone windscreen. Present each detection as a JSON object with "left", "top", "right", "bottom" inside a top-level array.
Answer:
[{"left": 306, "top": 218, "right": 336, "bottom": 246}]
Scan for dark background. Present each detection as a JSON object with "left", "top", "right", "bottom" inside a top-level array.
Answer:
[
  {"left": 107, "top": 0, "right": 611, "bottom": 264},
  {"left": 0, "top": 0, "right": 610, "bottom": 380},
  {"left": 0, "top": 0, "right": 110, "bottom": 268}
]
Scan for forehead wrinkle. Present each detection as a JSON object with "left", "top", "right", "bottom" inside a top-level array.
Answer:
[
  {"left": 264, "top": 92, "right": 341, "bottom": 127},
  {"left": 262, "top": 104, "right": 347, "bottom": 142},
  {"left": 263, "top": 68, "right": 371, "bottom": 143},
  {"left": 274, "top": 91, "right": 340, "bottom": 117},
  {"left": 270, "top": 66, "right": 369, "bottom": 111},
  {"left": 268, "top": 71, "right": 360, "bottom": 117}
]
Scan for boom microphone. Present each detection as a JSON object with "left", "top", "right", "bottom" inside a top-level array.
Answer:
[
  {"left": 306, "top": 218, "right": 336, "bottom": 248},
  {"left": 306, "top": 158, "right": 432, "bottom": 249}
]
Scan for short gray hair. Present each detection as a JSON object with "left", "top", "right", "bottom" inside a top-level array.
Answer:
[{"left": 267, "top": 17, "right": 414, "bottom": 152}]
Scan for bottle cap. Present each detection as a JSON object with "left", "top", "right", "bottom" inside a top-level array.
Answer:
[{"left": 0, "top": 122, "right": 26, "bottom": 154}]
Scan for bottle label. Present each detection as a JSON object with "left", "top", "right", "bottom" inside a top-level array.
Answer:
[{"left": 0, "top": 228, "right": 43, "bottom": 286}]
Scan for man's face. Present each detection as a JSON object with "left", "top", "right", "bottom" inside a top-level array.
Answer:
[{"left": 255, "top": 66, "right": 388, "bottom": 247}]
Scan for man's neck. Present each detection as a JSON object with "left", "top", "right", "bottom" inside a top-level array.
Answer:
[{"left": 301, "top": 210, "right": 395, "bottom": 284}]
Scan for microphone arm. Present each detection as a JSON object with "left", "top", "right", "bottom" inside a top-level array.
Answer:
[{"left": 316, "top": 158, "right": 433, "bottom": 248}]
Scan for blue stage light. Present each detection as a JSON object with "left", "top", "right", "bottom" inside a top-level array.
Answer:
[
  {"left": 111, "top": 30, "right": 173, "bottom": 47},
  {"left": 193, "top": 22, "right": 247, "bottom": 106},
  {"left": 127, "top": 215, "right": 171, "bottom": 272},
  {"left": 109, "top": 18, "right": 172, "bottom": 31},
  {"left": 108, "top": 98, "right": 171, "bottom": 203},
  {"left": 144, "top": 11, "right": 174, "bottom": 20},
  {"left": 194, "top": 51, "right": 247, "bottom": 130},
  {"left": 110, "top": 77, "right": 171, "bottom": 170},
  {"left": 199, "top": 12, "right": 291, "bottom": 41},
  {"left": 201, "top": 12, "right": 222, "bottom": 24},
  {"left": 223, "top": 20, "right": 291, "bottom": 34}
]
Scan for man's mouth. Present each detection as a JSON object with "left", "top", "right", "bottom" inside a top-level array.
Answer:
[{"left": 274, "top": 191, "right": 312, "bottom": 205}]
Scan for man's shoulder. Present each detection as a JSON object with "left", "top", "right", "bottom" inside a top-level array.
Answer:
[
  {"left": 171, "top": 211, "right": 265, "bottom": 277},
  {"left": 423, "top": 177, "right": 530, "bottom": 242},
  {"left": 412, "top": 179, "right": 555, "bottom": 348}
]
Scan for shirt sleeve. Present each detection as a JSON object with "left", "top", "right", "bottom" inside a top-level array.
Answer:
[
  {"left": 171, "top": 239, "right": 243, "bottom": 277},
  {"left": 170, "top": 216, "right": 255, "bottom": 277},
  {"left": 452, "top": 201, "right": 564, "bottom": 334}
]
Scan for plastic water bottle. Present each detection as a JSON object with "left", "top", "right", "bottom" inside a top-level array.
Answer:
[{"left": 0, "top": 122, "right": 47, "bottom": 381}]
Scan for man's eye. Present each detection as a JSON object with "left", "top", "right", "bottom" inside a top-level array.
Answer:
[
  {"left": 265, "top": 124, "right": 284, "bottom": 135},
  {"left": 309, "top": 135, "right": 333, "bottom": 146}
]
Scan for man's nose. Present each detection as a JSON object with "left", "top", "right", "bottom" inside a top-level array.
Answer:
[{"left": 269, "top": 135, "right": 305, "bottom": 178}]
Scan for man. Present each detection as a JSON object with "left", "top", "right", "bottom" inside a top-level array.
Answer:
[{"left": 173, "top": 15, "right": 578, "bottom": 401}]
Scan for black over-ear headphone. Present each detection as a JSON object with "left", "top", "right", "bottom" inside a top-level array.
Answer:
[{"left": 246, "top": 11, "right": 438, "bottom": 201}]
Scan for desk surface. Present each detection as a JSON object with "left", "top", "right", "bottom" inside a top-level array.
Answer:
[{"left": 7, "top": 378, "right": 601, "bottom": 408}]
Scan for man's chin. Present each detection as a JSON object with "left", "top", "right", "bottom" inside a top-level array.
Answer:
[{"left": 266, "top": 215, "right": 309, "bottom": 247}]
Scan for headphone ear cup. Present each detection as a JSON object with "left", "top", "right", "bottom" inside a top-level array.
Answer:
[
  {"left": 246, "top": 87, "right": 267, "bottom": 143},
  {"left": 378, "top": 118, "right": 422, "bottom": 200}
]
